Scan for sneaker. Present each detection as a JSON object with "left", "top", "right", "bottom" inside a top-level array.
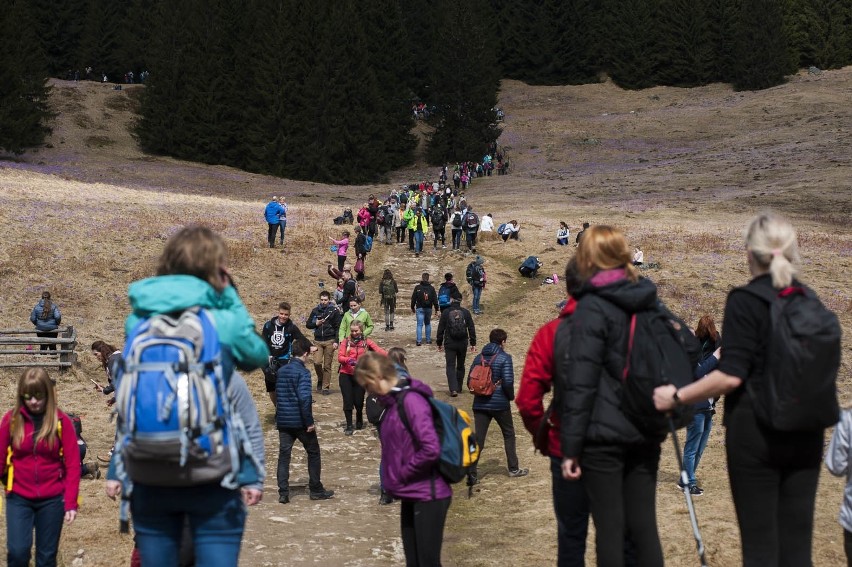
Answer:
[
  {"left": 344, "top": 426, "right": 354, "bottom": 436},
  {"left": 97, "top": 451, "right": 113, "bottom": 463},
  {"left": 415, "top": 253, "right": 420, "bottom": 258},
  {"left": 676, "top": 480, "right": 687, "bottom": 490},
  {"left": 322, "top": 389, "right": 331, "bottom": 396},
  {"left": 426, "top": 340, "right": 432, "bottom": 345},
  {"left": 355, "top": 420, "right": 364, "bottom": 430},
  {"left": 379, "top": 491, "right": 394, "bottom": 505},
  {"left": 450, "top": 391, "right": 458, "bottom": 397},
  {"left": 309, "top": 489, "right": 335, "bottom": 500},
  {"left": 508, "top": 468, "right": 529, "bottom": 478},
  {"left": 688, "top": 485, "right": 704, "bottom": 496},
  {"left": 416, "top": 342, "right": 422, "bottom": 347},
  {"left": 467, "top": 474, "right": 480, "bottom": 486},
  {"left": 279, "top": 495, "right": 290, "bottom": 504}
]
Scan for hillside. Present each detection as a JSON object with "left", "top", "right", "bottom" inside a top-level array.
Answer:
[{"left": 0, "top": 69, "right": 850, "bottom": 566}]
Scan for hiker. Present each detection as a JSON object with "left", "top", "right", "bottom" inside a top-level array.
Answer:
[
  {"left": 382, "top": 199, "right": 397, "bottom": 245},
  {"left": 379, "top": 269, "right": 399, "bottom": 331},
  {"left": 557, "top": 222, "right": 570, "bottom": 246},
  {"left": 1, "top": 368, "right": 81, "bottom": 567},
  {"left": 338, "top": 297, "right": 375, "bottom": 342},
  {"left": 30, "top": 291, "right": 61, "bottom": 351},
  {"left": 467, "top": 329, "right": 528, "bottom": 483},
  {"left": 305, "top": 291, "right": 342, "bottom": 395},
  {"left": 437, "top": 272, "right": 462, "bottom": 314},
  {"left": 354, "top": 352, "right": 452, "bottom": 567},
  {"left": 402, "top": 204, "right": 416, "bottom": 251},
  {"left": 264, "top": 196, "right": 286, "bottom": 248},
  {"left": 91, "top": 340, "right": 121, "bottom": 405},
  {"left": 826, "top": 408, "right": 852, "bottom": 566},
  {"left": 430, "top": 204, "right": 447, "bottom": 249},
  {"left": 409, "top": 207, "right": 429, "bottom": 257},
  {"left": 500, "top": 220, "right": 520, "bottom": 242},
  {"left": 330, "top": 230, "right": 350, "bottom": 272},
  {"left": 449, "top": 206, "right": 464, "bottom": 251},
  {"left": 479, "top": 213, "right": 494, "bottom": 233},
  {"left": 357, "top": 203, "right": 372, "bottom": 232},
  {"left": 558, "top": 225, "right": 668, "bottom": 566},
  {"left": 466, "top": 256, "right": 486, "bottom": 315},
  {"left": 275, "top": 338, "right": 334, "bottom": 503},
  {"left": 338, "top": 321, "right": 387, "bottom": 435},
  {"left": 654, "top": 213, "right": 838, "bottom": 566},
  {"left": 354, "top": 225, "right": 368, "bottom": 281},
  {"left": 679, "top": 315, "right": 722, "bottom": 496},
  {"left": 410, "top": 272, "right": 439, "bottom": 346},
  {"left": 337, "top": 269, "right": 358, "bottom": 312},
  {"left": 367, "top": 197, "right": 380, "bottom": 238},
  {"left": 575, "top": 222, "right": 589, "bottom": 245},
  {"left": 262, "top": 302, "right": 307, "bottom": 406},
  {"left": 105, "top": 225, "right": 268, "bottom": 566},
  {"left": 436, "top": 296, "right": 476, "bottom": 397},
  {"left": 632, "top": 246, "right": 644, "bottom": 266},
  {"left": 464, "top": 206, "right": 480, "bottom": 252},
  {"left": 277, "top": 197, "right": 288, "bottom": 246}
]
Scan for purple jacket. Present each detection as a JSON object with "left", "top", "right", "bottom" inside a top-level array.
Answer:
[{"left": 379, "top": 378, "right": 452, "bottom": 501}]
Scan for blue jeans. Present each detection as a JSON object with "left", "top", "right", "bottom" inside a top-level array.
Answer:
[
  {"left": 131, "top": 483, "right": 246, "bottom": 567},
  {"left": 413, "top": 231, "right": 424, "bottom": 253},
  {"left": 415, "top": 307, "right": 432, "bottom": 343},
  {"left": 683, "top": 410, "right": 714, "bottom": 486},
  {"left": 550, "top": 458, "right": 589, "bottom": 567},
  {"left": 278, "top": 219, "right": 287, "bottom": 244},
  {"left": 5, "top": 493, "right": 65, "bottom": 567},
  {"left": 471, "top": 286, "right": 483, "bottom": 313},
  {"left": 451, "top": 229, "right": 462, "bottom": 249}
]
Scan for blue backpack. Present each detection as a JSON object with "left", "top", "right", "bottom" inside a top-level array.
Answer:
[
  {"left": 497, "top": 223, "right": 507, "bottom": 234},
  {"left": 363, "top": 235, "right": 373, "bottom": 252},
  {"left": 396, "top": 389, "right": 480, "bottom": 484},
  {"left": 112, "top": 309, "right": 258, "bottom": 528},
  {"left": 437, "top": 284, "right": 453, "bottom": 308}
]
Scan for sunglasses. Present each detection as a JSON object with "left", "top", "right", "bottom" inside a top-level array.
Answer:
[{"left": 22, "top": 392, "right": 46, "bottom": 401}]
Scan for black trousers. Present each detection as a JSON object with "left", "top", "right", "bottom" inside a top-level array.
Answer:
[
  {"left": 443, "top": 347, "right": 466, "bottom": 394},
  {"left": 339, "top": 373, "right": 365, "bottom": 426},
  {"left": 581, "top": 442, "right": 663, "bottom": 567},
  {"left": 277, "top": 428, "right": 323, "bottom": 496},
  {"left": 845, "top": 529, "right": 852, "bottom": 567},
  {"left": 337, "top": 255, "right": 346, "bottom": 271},
  {"left": 400, "top": 497, "right": 451, "bottom": 567},
  {"left": 433, "top": 228, "right": 445, "bottom": 247},
  {"left": 408, "top": 228, "right": 415, "bottom": 250},
  {"left": 36, "top": 331, "right": 58, "bottom": 351},
  {"left": 397, "top": 225, "right": 406, "bottom": 243},
  {"left": 472, "top": 409, "right": 519, "bottom": 474},
  {"left": 267, "top": 223, "right": 280, "bottom": 245},
  {"left": 726, "top": 397, "right": 823, "bottom": 567}
]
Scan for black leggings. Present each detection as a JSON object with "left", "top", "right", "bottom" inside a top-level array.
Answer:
[
  {"left": 443, "top": 347, "right": 466, "bottom": 394},
  {"left": 433, "top": 228, "right": 445, "bottom": 247},
  {"left": 581, "top": 442, "right": 663, "bottom": 567},
  {"left": 337, "top": 255, "right": 346, "bottom": 271},
  {"left": 37, "top": 331, "right": 58, "bottom": 351},
  {"left": 339, "top": 373, "right": 365, "bottom": 427},
  {"left": 400, "top": 498, "right": 451, "bottom": 567},
  {"left": 726, "top": 397, "right": 823, "bottom": 566}
]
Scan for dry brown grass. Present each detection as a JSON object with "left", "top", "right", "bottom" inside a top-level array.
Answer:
[{"left": 0, "top": 69, "right": 849, "bottom": 565}]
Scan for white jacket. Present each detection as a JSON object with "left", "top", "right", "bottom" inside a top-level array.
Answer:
[{"left": 826, "top": 408, "right": 852, "bottom": 531}]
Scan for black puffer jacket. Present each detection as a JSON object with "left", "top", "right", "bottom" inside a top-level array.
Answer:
[{"left": 557, "top": 272, "right": 665, "bottom": 459}]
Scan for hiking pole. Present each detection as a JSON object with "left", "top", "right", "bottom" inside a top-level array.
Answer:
[{"left": 668, "top": 416, "right": 708, "bottom": 567}]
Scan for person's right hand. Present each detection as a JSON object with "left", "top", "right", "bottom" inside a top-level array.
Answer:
[
  {"left": 307, "top": 425, "right": 316, "bottom": 433},
  {"left": 713, "top": 347, "right": 722, "bottom": 360},
  {"left": 561, "top": 458, "right": 582, "bottom": 480},
  {"left": 105, "top": 480, "right": 122, "bottom": 500}
]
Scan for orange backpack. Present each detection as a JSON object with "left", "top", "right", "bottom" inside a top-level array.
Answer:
[{"left": 468, "top": 354, "right": 499, "bottom": 396}]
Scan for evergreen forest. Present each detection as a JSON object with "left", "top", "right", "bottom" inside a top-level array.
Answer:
[{"left": 2, "top": 0, "right": 851, "bottom": 183}]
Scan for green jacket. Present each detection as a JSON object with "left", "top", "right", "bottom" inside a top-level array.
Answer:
[
  {"left": 402, "top": 207, "right": 415, "bottom": 227},
  {"left": 339, "top": 308, "right": 375, "bottom": 342},
  {"left": 407, "top": 213, "right": 430, "bottom": 233},
  {"left": 125, "top": 275, "right": 269, "bottom": 371}
]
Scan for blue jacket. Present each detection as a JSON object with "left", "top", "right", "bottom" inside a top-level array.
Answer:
[
  {"left": 275, "top": 358, "right": 313, "bottom": 429},
  {"left": 468, "top": 342, "right": 514, "bottom": 411},
  {"left": 264, "top": 201, "right": 285, "bottom": 223},
  {"left": 30, "top": 300, "right": 61, "bottom": 332}
]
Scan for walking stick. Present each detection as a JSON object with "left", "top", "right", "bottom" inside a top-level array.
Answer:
[{"left": 668, "top": 416, "right": 708, "bottom": 567}]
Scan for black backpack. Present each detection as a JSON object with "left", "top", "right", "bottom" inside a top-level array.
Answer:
[
  {"left": 740, "top": 284, "right": 841, "bottom": 431},
  {"left": 446, "top": 309, "right": 468, "bottom": 340},
  {"left": 465, "top": 262, "right": 481, "bottom": 285},
  {"left": 619, "top": 302, "right": 700, "bottom": 435},
  {"left": 431, "top": 208, "right": 445, "bottom": 228},
  {"left": 465, "top": 212, "right": 479, "bottom": 229},
  {"left": 452, "top": 213, "right": 462, "bottom": 228}
]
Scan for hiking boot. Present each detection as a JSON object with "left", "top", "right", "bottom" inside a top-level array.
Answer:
[
  {"left": 309, "top": 490, "right": 335, "bottom": 500},
  {"left": 467, "top": 474, "right": 480, "bottom": 486},
  {"left": 450, "top": 391, "right": 458, "bottom": 397},
  {"left": 688, "top": 485, "right": 704, "bottom": 496},
  {"left": 416, "top": 342, "right": 422, "bottom": 347},
  {"left": 379, "top": 491, "right": 394, "bottom": 505},
  {"left": 344, "top": 426, "right": 354, "bottom": 436},
  {"left": 508, "top": 468, "right": 529, "bottom": 478},
  {"left": 426, "top": 340, "right": 432, "bottom": 345},
  {"left": 385, "top": 324, "right": 390, "bottom": 331},
  {"left": 279, "top": 495, "right": 290, "bottom": 504},
  {"left": 415, "top": 253, "right": 420, "bottom": 258},
  {"left": 355, "top": 419, "right": 364, "bottom": 430},
  {"left": 322, "top": 388, "right": 331, "bottom": 396}
]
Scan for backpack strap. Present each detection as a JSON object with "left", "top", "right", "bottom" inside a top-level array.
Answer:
[{"left": 621, "top": 314, "right": 637, "bottom": 382}]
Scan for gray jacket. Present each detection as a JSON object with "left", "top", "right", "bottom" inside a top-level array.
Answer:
[
  {"left": 826, "top": 408, "right": 852, "bottom": 531},
  {"left": 229, "top": 372, "right": 266, "bottom": 491}
]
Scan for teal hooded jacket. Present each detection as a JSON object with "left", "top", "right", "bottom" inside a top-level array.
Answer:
[{"left": 125, "top": 275, "right": 269, "bottom": 371}]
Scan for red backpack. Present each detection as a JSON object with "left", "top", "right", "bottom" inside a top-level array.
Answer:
[{"left": 468, "top": 354, "right": 499, "bottom": 396}]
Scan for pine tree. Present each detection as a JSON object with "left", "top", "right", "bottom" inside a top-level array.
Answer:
[
  {"left": 427, "top": 0, "right": 501, "bottom": 164},
  {"left": 545, "top": 0, "right": 602, "bottom": 85},
  {"left": 706, "top": 0, "right": 740, "bottom": 83},
  {"left": 31, "top": 0, "right": 86, "bottom": 78},
  {"left": 602, "top": 0, "right": 660, "bottom": 89},
  {"left": 655, "top": 0, "right": 714, "bottom": 86},
  {"left": 492, "top": 0, "right": 545, "bottom": 83},
  {"left": 77, "top": 0, "right": 127, "bottom": 81},
  {"left": 733, "top": 0, "right": 792, "bottom": 90}
]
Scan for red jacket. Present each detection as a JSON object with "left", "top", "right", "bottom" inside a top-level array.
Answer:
[
  {"left": 338, "top": 337, "right": 387, "bottom": 375},
  {"left": 515, "top": 299, "right": 576, "bottom": 458},
  {"left": 0, "top": 408, "right": 81, "bottom": 510}
]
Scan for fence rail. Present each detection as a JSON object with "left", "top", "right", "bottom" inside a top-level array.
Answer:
[{"left": 0, "top": 327, "right": 78, "bottom": 371}]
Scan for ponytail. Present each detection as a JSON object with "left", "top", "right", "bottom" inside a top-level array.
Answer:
[{"left": 745, "top": 213, "right": 799, "bottom": 289}]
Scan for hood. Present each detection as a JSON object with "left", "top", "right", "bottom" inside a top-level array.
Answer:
[
  {"left": 128, "top": 275, "right": 225, "bottom": 317},
  {"left": 576, "top": 270, "right": 657, "bottom": 312},
  {"left": 419, "top": 280, "right": 433, "bottom": 287},
  {"left": 377, "top": 376, "right": 433, "bottom": 407},
  {"left": 481, "top": 342, "right": 503, "bottom": 357}
]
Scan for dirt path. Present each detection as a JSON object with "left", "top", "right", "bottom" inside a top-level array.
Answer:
[{"left": 239, "top": 235, "right": 478, "bottom": 567}]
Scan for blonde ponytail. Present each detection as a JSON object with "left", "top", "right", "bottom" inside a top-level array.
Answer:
[{"left": 745, "top": 213, "right": 800, "bottom": 289}]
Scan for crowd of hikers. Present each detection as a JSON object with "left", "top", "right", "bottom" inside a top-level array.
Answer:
[{"left": 2, "top": 195, "right": 846, "bottom": 567}]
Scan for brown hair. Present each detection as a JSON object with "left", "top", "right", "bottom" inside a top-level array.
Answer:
[
  {"left": 387, "top": 347, "right": 408, "bottom": 371},
  {"left": 91, "top": 340, "right": 119, "bottom": 370},
  {"left": 575, "top": 225, "right": 638, "bottom": 282},
  {"left": 11, "top": 369, "right": 59, "bottom": 449},
  {"left": 695, "top": 315, "right": 720, "bottom": 343},
  {"left": 354, "top": 351, "right": 397, "bottom": 391},
  {"left": 156, "top": 225, "right": 228, "bottom": 292},
  {"left": 278, "top": 302, "right": 291, "bottom": 312},
  {"left": 40, "top": 291, "right": 54, "bottom": 320}
]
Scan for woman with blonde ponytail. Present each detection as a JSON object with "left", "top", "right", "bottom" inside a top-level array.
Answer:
[
  {"left": 0, "top": 368, "right": 81, "bottom": 566},
  {"left": 654, "top": 212, "right": 827, "bottom": 566}
]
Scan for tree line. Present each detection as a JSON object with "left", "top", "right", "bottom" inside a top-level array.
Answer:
[{"left": 2, "top": 0, "right": 850, "bottom": 183}]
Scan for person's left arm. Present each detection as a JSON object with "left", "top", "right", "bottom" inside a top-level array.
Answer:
[
  {"left": 59, "top": 413, "right": 81, "bottom": 517},
  {"left": 298, "top": 366, "right": 314, "bottom": 428},
  {"left": 53, "top": 306, "right": 61, "bottom": 326},
  {"left": 515, "top": 327, "right": 552, "bottom": 435},
  {"left": 399, "top": 394, "right": 442, "bottom": 480},
  {"left": 228, "top": 373, "right": 265, "bottom": 493},
  {"left": 500, "top": 352, "right": 515, "bottom": 401}
]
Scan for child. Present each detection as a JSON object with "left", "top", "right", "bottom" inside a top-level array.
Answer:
[
  {"left": 826, "top": 408, "right": 852, "bottom": 565},
  {"left": 330, "top": 230, "right": 350, "bottom": 272}
]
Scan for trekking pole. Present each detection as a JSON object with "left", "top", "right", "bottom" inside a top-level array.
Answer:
[{"left": 668, "top": 417, "right": 708, "bottom": 567}]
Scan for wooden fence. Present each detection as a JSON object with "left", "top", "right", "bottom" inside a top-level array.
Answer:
[{"left": 0, "top": 327, "right": 78, "bottom": 371}]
